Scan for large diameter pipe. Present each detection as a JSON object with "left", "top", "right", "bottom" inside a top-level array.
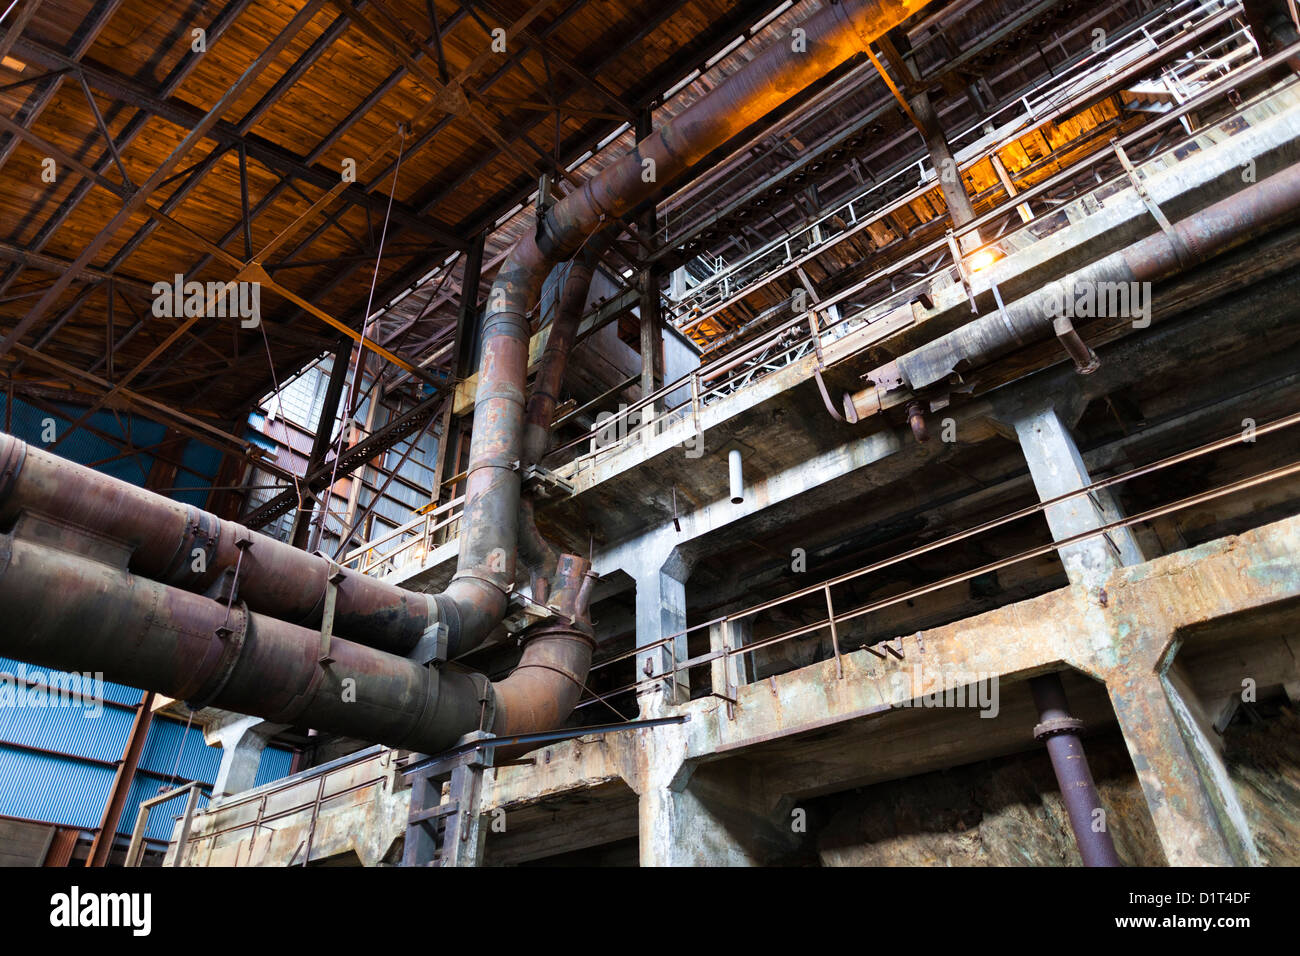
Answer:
[
  {"left": 0, "top": 530, "right": 485, "bottom": 754},
  {"left": 455, "top": 0, "right": 933, "bottom": 652},
  {"left": 0, "top": 0, "right": 934, "bottom": 755},
  {"left": 891, "top": 162, "right": 1300, "bottom": 393},
  {"left": 0, "top": 434, "right": 438, "bottom": 656},
  {"left": 517, "top": 240, "right": 608, "bottom": 603},
  {"left": 491, "top": 554, "right": 597, "bottom": 736},
  {"left": 0, "top": 524, "right": 596, "bottom": 755}
]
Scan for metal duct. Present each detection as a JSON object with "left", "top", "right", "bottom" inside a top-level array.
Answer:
[
  {"left": 457, "top": 0, "right": 932, "bottom": 653},
  {"left": 0, "top": 0, "right": 930, "bottom": 754},
  {"left": 517, "top": 241, "right": 605, "bottom": 604},
  {"left": 728, "top": 448, "right": 745, "bottom": 504},
  {"left": 0, "top": 519, "right": 484, "bottom": 755}
]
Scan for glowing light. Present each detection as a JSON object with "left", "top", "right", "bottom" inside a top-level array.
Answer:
[{"left": 969, "top": 250, "right": 997, "bottom": 272}]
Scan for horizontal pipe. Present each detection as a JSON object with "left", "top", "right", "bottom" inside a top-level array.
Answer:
[
  {"left": 0, "top": 524, "right": 598, "bottom": 755},
  {"left": 0, "top": 434, "right": 440, "bottom": 656},
  {"left": 0, "top": 529, "right": 484, "bottom": 754},
  {"left": 886, "top": 161, "right": 1300, "bottom": 394}
]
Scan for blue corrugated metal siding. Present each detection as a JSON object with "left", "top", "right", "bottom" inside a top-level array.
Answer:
[
  {"left": 136, "top": 717, "right": 222, "bottom": 783},
  {"left": 0, "top": 656, "right": 141, "bottom": 707},
  {"left": 0, "top": 700, "right": 136, "bottom": 763},
  {"left": 116, "top": 775, "right": 213, "bottom": 842},
  {"left": 0, "top": 396, "right": 254, "bottom": 850},
  {"left": 0, "top": 746, "right": 115, "bottom": 830},
  {"left": 253, "top": 746, "right": 293, "bottom": 788}
]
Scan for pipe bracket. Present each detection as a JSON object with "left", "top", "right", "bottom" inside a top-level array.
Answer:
[
  {"left": 187, "top": 602, "right": 249, "bottom": 712},
  {"left": 1113, "top": 139, "right": 1196, "bottom": 268}
]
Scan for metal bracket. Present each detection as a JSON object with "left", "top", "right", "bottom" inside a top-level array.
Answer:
[
  {"left": 1112, "top": 140, "right": 1194, "bottom": 267},
  {"left": 408, "top": 621, "right": 450, "bottom": 667},
  {"left": 520, "top": 463, "right": 575, "bottom": 499},
  {"left": 318, "top": 560, "right": 346, "bottom": 665},
  {"left": 990, "top": 281, "right": 1024, "bottom": 346},
  {"left": 501, "top": 591, "right": 555, "bottom": 634},
  {"left": 813, "top": 367, "right": 845, "bottom": 422}
]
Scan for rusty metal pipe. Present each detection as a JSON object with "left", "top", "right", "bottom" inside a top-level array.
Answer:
[
  {"left": 1029, "top": 674, "right": 1121, "bottom": 867},
  {"left": 0, "top": 0, "right": 934, "bottom": 755},
  {"left": 847, "top": 161, "right": 1300, "bottom": 408},
  {"left": 458, "top": 0, "right": 930, "bottom": 655},
  {"left": 516, "top": 242, "right": 605, "bottom": 603},
  {"left": 522, "top": 240, "right": 605, "bottom": 468},
  {"left": 0, "top": 527, "right": 485, "bottom": 754},
  {"left": 489, "top": 554, "right": 597, "bottom": 737},
  {"left": 0, "top": 435, "right": 439, "bottom": 657},
  {"left": 1052, "top": 315, "right": 1101, "bottom": 374}
]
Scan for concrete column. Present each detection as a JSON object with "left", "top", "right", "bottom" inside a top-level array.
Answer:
[
  {"left": 1009, "top": 400, "right": 1257, "bottom": 865},
  {"left": 633, "top": 549, "right": 691, "bottom": 706},
  {"left": 1011, "top": 403, "right": 1144, "bottom": 588},
  {"left": 207, "top": 715, "right": 284, "bottom": 797},
  {"left": 1107, "top": 666, "right": 1259, "bottom": 865},
  {"left": 637, "top": 109, "right": 664, "bottom": 420},
  {"left": 636, "top": 716, "right": 766, "bottom": 866}
]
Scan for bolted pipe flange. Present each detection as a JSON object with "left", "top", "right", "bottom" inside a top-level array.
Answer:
[{"left": 1033, "top": 715, "right": 1085, "bottom": 740}]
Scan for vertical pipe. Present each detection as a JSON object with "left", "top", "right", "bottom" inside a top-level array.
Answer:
[
  {"left": 728, "top": 448, "right": 744, "bottom": 504},
  {"left": 1030, "top": 674, "right": 1121, "bottom": 867}
]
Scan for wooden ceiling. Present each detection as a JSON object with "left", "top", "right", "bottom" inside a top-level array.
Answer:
[{"left": 0, "top": 0, "right": 788, "bottom": 444}]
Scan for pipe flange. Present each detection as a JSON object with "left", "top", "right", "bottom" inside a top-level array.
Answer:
[
  {"left": 163, "top": 506, "right": 220, "bottom": 588},
  {"left": 1033, "top": 716, "right": 1084, "bottom": 740},
  {"left": 186, "top": 603, "right": 249, "bottom": 711}
]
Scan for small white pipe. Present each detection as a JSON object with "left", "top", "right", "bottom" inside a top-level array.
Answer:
[{"left": 728, "top": 448, "right": 744, "bottom": 504}]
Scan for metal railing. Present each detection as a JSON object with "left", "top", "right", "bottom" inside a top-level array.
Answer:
[
  {"left": 542, "top": 44, "right": 1297, "bottom": 480},
  {"left": 340, "top": 493, "right": 465, "bottom": 574},
  {"left": 662, "top": 0, "right": 1247, "bottom": 331},
  {"left": 574, "top": 409, "right": 1300, "bottom": 711},
  {"left": 340, "top": 31, "right": 1296, "bottom": 581}
]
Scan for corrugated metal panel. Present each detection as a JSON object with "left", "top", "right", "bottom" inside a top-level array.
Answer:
[
  {"left": 0, "top": 698, "right": 136, "bottom": 763},
  {"left": 253, "top": 746, "right": 294, "bottom": 788},
  {"left": 0, "top": 746, "right": 115, "bottom": 829},
  {"left": 1, "top": 397, "right": 228, "bottom": 845},
  {"left": 116, "top": 775, "right": 211, "bottom": 841},
  {"left": 114, "top": 746, "right": 290, "bottom": 841},
  {"left": 0, "top": 656, "right": 141, "bottom": 707},
  {"left": 136, "top": 717, "right": 221, "bottom": 783}
]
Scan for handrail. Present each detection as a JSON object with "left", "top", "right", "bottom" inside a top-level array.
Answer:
[{"left": 575, "top": 409, "right": 1300, "bottom": 707}]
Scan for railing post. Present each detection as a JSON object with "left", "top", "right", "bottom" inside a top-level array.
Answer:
[{"left": 824, "top": 585, "right": 844, "bottom": 680}]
